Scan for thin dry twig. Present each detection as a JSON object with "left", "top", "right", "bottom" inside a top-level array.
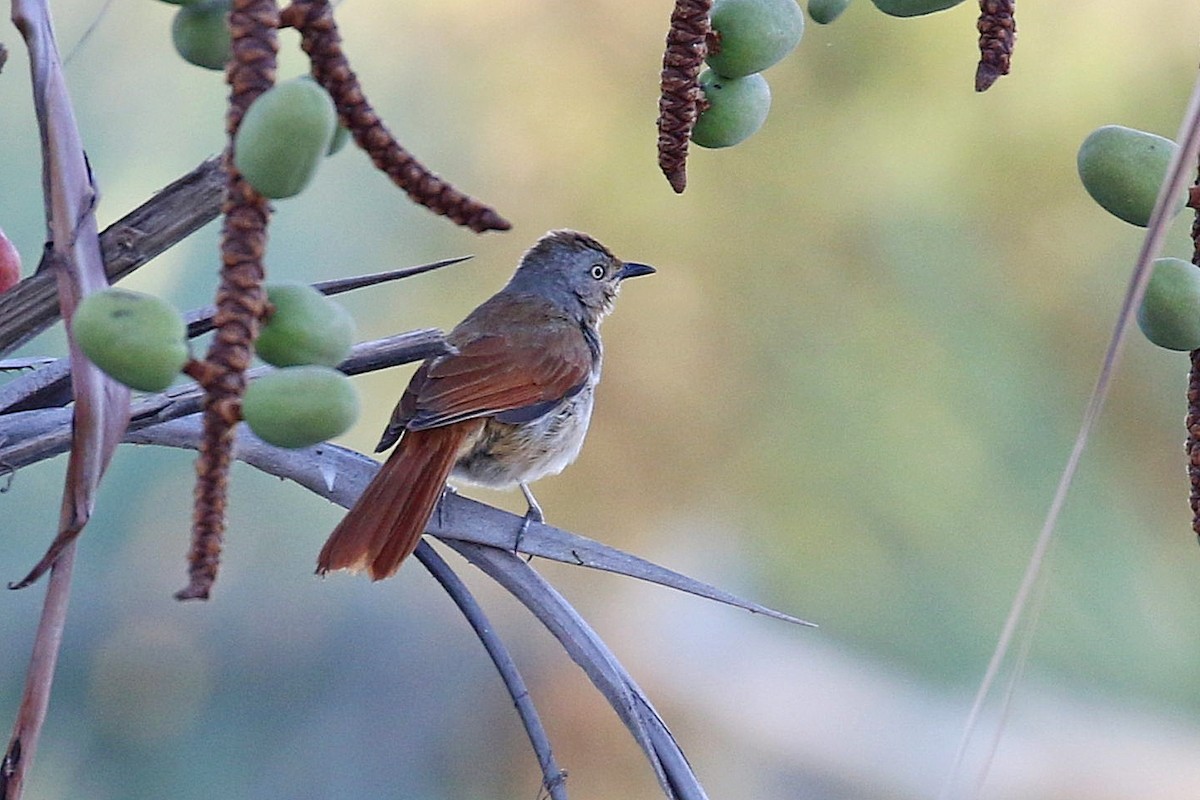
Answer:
[
  {"left": 4, "top": 0, "right": 130, "bottom": 796},
  {"left": 975, "top": 0, "right": 1015, "bottom": 92},
  {"left": 939, "top": 72, "right": 1200, "bottom": 800},
  {"left": 280, "top": 0, "right": 511, "bottom": 233},
  {"left": 185, "top": 255, "right": 472, "bottom": 337},
  {"left": 0, "top": 546, "right": 75, "bottom": 800},
  {"left": 656, "top": 0, "right": 712, "bottom": 194},
  {"left": 180, "top": 0, "right": 279, "bottom": 601}
]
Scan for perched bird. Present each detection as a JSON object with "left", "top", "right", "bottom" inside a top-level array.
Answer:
[{"left": 317, "top": 229, "right": 655, "bottom": 580}]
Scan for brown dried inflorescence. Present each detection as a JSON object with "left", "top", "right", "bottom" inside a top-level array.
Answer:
[
  {"left": 1188, "top": 174, "right": 1200, "bottom": 543},
  {"left": 1188, "top": 363, "right": 1200, "bottom": 543},
  {"left": 280, "top": 0, "right": 510, "bottom": 233},
  {"left": 179, "top": 0, "right": 278, "bottom": 601},
  {"left": 975, "top": 0, "right": 1015, "bottom": 92},
  {"left": 657, "top": 0, "right": 713, "bottom": 194}
]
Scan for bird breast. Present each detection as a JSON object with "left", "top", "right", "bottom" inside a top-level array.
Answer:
[{"left": 451, "top": 382, "right": 596, "bottom": 488}]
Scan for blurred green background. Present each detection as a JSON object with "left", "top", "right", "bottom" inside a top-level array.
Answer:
[{"left": 5, "top": 1, "right": 1200, "bottom": 797}]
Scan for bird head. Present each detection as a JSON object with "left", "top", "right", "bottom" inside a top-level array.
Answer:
[{"left": 507, "top": 230, "right": 655, "bottom": 320}]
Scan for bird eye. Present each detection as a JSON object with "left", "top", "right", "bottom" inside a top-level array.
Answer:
[{"left": 590, "top": 264, "right": 606, "bottom": 280}]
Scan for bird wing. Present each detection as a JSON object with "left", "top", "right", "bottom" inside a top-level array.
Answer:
[
  {"left": 374, "top": 299, "right": 593, "bottom": 451},
  {"left": 409, "top": 329, "right": 591, "bottom": 429}
]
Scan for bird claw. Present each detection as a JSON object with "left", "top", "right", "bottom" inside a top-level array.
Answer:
[
  {"left": 514, "top": 484, "right": 543, "bottom": 556},
  {"left": 435, "top": 484, "right": 459, "bottom": 529},
  {"left": 515, "top": 507, "right": 542, "bottom": 555},
  {"left": 514, "top": 513, "right": 532, "bottom": 555}
]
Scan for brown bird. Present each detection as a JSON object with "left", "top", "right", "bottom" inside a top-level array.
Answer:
[{"left": 317, "top": 230, "right": 655, "bottom": 580}]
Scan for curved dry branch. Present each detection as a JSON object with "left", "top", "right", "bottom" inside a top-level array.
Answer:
[
  {"left": 5, "top": 365, "right": 811, "bottom": 800},
  {"left": 445, "top": 539, "right": 709, "bottom": 800},
  {"left": 414, "top": 543, "right": 568, "bottom": 800},
  {"left": 125, "top": 419, "right": 754, "bottom": 800},
  {"left": 4, "top": 394, "right": 810, "bottom": 625}
]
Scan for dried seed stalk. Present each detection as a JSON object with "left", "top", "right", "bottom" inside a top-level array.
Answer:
[
  {"left": 656, "top": 0, "right": 712, "bottom": 193},
  {"left": 280, "top": 0, "right": 510, "bottom": 233},
  {"left": 975, "top": 0, "right": 1015, "bottom": 92},
  {"left": 1188, "top": 179, "right": 1200, "bottom": 543},
  {"left": 179, "top": 0, "right": 278, "bottom": 601},
  {"left": 1187, "top": 362, "right": 1200, "bottom": 543}
]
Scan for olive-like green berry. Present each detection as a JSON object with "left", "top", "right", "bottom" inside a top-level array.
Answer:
[
  {"left": 1077, "top": 125, "right": 1184, "bottom": 227},
  {"left": 707, "top": 0, "right": 804, "bottom": 78},
  {"left": 72, "top": 289, "right": 189, "bottom": 392},
  {"left": 299, "top": 76, "right": 350, "bottom": 155},
  {"left": 241, "top": 366, "right": 360, "bottom": 448},
  {"left": 692, "top": 69, "right": 772, "bottom": 149},
  {"left": 233, "top": 77, "right": 338, "bottom": 199},
  {"left": 1137, "top": 258, "right": 1200, "bottom": 351},
  {"left": 808, "top": 0, "right": 851, "bottom": 24},
  {"left": 171, "top": 0, "right": 231, "bottom": 71},
  {"left": 327, "top": 124, "right": 350, "bottom": 156},
  {"left": 869, "top": 0, "right": 965, "bottom": 16},
  {"left": 326, "top": 124, "right": 350, "bottom": 155},
  {"left": 256, "top": 282, "right": 356, "bottom": 367}
]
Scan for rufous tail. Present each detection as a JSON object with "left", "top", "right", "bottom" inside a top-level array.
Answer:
[{"left": 317, "top": 422, "right": 478, "bottom": 580}]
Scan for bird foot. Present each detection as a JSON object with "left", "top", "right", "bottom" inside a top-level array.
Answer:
[
  {"left": 514, "top": 504, "right": 543, "bottom": 555},
  {"left": 514, "top": 482, "right": 543, "bottom": 557}
]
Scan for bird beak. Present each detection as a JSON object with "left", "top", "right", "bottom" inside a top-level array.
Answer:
[{"left": 618, "top": 262, "right": 656, "bottom": 281}]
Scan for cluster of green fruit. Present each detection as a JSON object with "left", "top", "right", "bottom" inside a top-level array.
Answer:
[
  {"left": 72, "top": 284, "right": 360, "bottom": 448},
  {"left": 691, "top": 0, "right": 804, "bottom": 149},
  {"left": 163, "top": 0, "right": 347, "bottom": 200},
  {"left": 1074, "top": 125, "right": 1200, "bottom": 353},
  {"left": 693, "top": 0, "right": 973, "bottom": 149}
]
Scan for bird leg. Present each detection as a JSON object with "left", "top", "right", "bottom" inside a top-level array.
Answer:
[{"left": 514, "top": 481, "right": 543, "bottom": 553}]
